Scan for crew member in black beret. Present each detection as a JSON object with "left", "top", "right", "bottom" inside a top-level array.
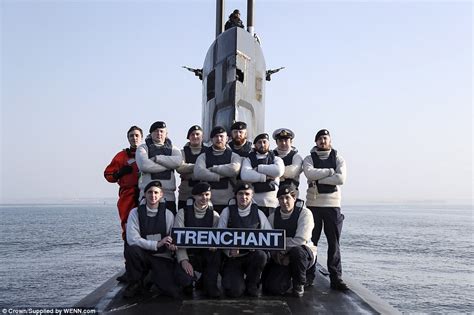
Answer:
[
  {"left": 136, "top": 121, "right": 183, "bottom": 215},
  {"left": 252, "top": 133, "right": 269, "bottom": 145},
  {"left": 174, "top": 181, "right": 221, "bottom": 298},
  {"left": 194, "top": 126, "right": 241, "bottom": 213},
  {"left": 228, "top": 121, "right": 253, "bottom": 158},
  {"left": 263, "top": 184, "right": 317, "bottom": 297},
  {"left": 149, "top": 121, "right": 167, "bottom": 133},
  {"left": 144, "top": 180, "right": 162, "bottom": 192},
  {"left": 187, "top": 125, "right": 203, "bottom": 139},
  {"left": 217, "top": 181, "right": 272, "bottom": 297},
  {"left": 231, "top": 121, "right": 247, "bottom": 130},
  {"left": 124, "top": 178, "right": 179, "bottom": 299},
  {"left": 177, "top": 125, "right": 207, "bottom": 210},
  {"left": 272, "top": 128, "right": 303, "bottom": 191},
  {"left": 210, "top": 126, "right": 227, "bottom": 138},
  {"left": 276, "top": 183, "right": 295, "bottom": 198},
  {"left": 234, "top": 182, "right": 254, "bottom": 193},
  {"left": 191, "top": 181, "right": 211, "bottom": 195},
  {"left": 315, "top": 129, "right": 330, "bottom": 141},
  {"left": 303, "top": 128, "right": 348, "bottom": 291}
]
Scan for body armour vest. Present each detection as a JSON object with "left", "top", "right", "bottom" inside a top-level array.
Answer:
[
  {"left": 183, "top": 145, "right": 206, "bottom": 186},
  {"left": 311, "top": 149, "right": 338, "bottom": 194},
  {"left": 273, "top": 201, "right": 303, "bottom": 237},
  {"left": 184, "top": 201, "right": 214, "bottom": 256},
  {"left": 137, "top": 203, "right": 167, "bottom": 253},
  {"left": 205, "top": 146, "right": 232, "bottom": 189},
  {"left": 248, "top": 151, "right": 277, "bottom": 193},
  {"left": 229, "top": 140, "right": 252, "bottom": 157},
  {"left": 146, "top": 137, "right": 174, "bottom": 180},
  {"left": 228, "top": 204, "right": 261, "bottom": 229},
  {"left": 184, "top": 203, "right": 214, "bottom": 228},
  {"left": 273, "top": 149, "right": 299, "bottom": 188}
]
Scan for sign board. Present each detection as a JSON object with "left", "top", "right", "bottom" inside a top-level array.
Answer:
[{"left": 171, "top": 227, "right": 286, "bottom": 250}]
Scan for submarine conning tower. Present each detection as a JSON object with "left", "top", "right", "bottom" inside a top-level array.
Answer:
[{"left": 202, "top": 0, "right": 265, "bottom": 142}]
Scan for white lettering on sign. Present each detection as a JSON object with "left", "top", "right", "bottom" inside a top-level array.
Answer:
[{"left": 171, "top": 228, "right": 286, "bottom": 250}]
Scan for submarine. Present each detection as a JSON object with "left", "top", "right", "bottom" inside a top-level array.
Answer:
[
  {"left": 76, "top": 1, "right": 400, "bottom": 313},
  {"left": 185, "top": 0, "right": 268, "bottom": 142}
]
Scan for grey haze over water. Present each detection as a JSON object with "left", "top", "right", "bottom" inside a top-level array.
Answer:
[{"left": 0, "top": 203, "right": 472, "bottom": 313}]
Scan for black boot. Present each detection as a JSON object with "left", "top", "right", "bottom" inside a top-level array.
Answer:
[
  {"left": 330, "top": 279, "right": 349, "bottom": 291},
  {"left": 123, "top": 282, "right": 142, "bottom": 298},
  {"left": 116, "top": 272, "right": 128, "bottom": 283}
]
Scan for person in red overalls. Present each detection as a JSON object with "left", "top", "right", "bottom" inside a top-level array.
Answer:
[{"left": 104, "top": 125, "right": 143, "bottom": 282}]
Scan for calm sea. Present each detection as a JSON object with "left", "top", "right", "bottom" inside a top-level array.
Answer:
[{"left": 0, "top": 203, "right": 472, "bottom": 313}]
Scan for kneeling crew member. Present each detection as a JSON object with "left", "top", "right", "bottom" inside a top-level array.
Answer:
[
  {"left": 217, "top": 183, "right": 271, "bottom": 297},
  {"left": 263, "top": 185, "right": 316, "bottom": 297},
  {"left": 124, "top": 180, "right": 179, "bottom": 298},
  {"left": 174, "top": 182, "right": 221, "bottom": 298}
]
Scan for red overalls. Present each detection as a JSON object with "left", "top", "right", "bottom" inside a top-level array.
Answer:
[{"left": 104, "top": 148, "right": 139, "bottom": 240}]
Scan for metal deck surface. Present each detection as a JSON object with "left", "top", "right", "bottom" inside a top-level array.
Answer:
[{"left": 76, "top": 263, "right": 400, "bottom": 315}]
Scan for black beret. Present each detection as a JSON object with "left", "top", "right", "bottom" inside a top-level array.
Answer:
[
  {"left": 315, "top": 129, "right": 330, "bottom": 141},
  {"left": 144, "top": 180, "right": 162, "bottom": 193},
  {"left": 277, "top": 184, "right": 296, "bottom": 198},
  {"left": 231, "top": 121, "right": 247, "bottom": 130},
  {"left": 253, "top": 133, "right": 269, "bottom": 144},
  {"left": 234, "top": 182, "right": 254, "bottom": 194},
  {"left": 210, "top": 126, "right": 227, "bottom": 138},
  {"left": 272, "top": 128, "right": 294, "bottom": 140},
  {"left": 191, "top": 182, "right": 211, "bottom": 195},
  {"left": 187, "top": 125, "right": 203, "bottom": 139},
  {"left": 149, "top": 121, "right": 167, "bottom": 133}
]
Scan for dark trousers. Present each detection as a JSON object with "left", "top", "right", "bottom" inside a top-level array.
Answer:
[
  {"left": 308, "top": 206, "right": 344, "bottom": 281},
  {"left": 124, "top": 245, "right": 180, "bottom": 297},
  {"left": 262, "top": 246, "right": 314, "bottom": 295},
  {"left": 177, "top": 200, "right": 187, "bottom": 212},
  {"left": 221, "top": 250, "right": 268, "bottom": 297},
  {"left": 123, "top": 240, "right": 128, "bottom": 268},
  {"left": 166, "top": 201, "right": 177, "bottom": 215},
  {"left": 175, "top": 249, "right": 221, "bottom": 293},
  {"left": 258, "top": 206, "right": 275, "bottom": 217},
  {"left": 213, "top": 204, "right": 227, "bottom": 214}
]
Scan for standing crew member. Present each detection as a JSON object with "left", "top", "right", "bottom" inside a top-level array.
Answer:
[
  {"left": 104, "top": 125, "right": 143, "bottom": 282},
  {"left": 272, "top": 128, "right": 303, "bottom": 191},
  {"left": 194, "top": 126, "right": 241, "bottom": 213},
  {"left": 228, "top": 121, "right": 253, "bottom": 158},
  {"left": 217, "top": 183, "right": 271, "bottom": 297},
  {"left": 136, "top": 121, "right": 183, "bottom": 214},
  {"left": 303, "top": 129, "right": 348, "bottom": 290},
  {"left": 124, "top": 181, "right": 179, "bottom": 298},
  {"left": 174, "top": 182, "right": 221, "bottom": 298},
  {"left": 177, "top": 125, "right": 206, "bottom": 210},
  {"left": 241, "top": 133, "right": 285, "bottom": 216},
  {"left": 263, "top": 184, "right": 316, "bottom": 297}
]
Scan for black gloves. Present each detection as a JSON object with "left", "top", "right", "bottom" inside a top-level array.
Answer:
[{"left": 114, "top": 165, "right": 133, "bottom": 179}]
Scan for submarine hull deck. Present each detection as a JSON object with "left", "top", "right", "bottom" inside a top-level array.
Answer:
[{"left": 76, "top": 263, "right": 399, "bottom": 314}]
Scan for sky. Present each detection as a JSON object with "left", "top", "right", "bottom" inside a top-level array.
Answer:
[{"left": 1, "top": 0, "right": 472, "bottom": 204}]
